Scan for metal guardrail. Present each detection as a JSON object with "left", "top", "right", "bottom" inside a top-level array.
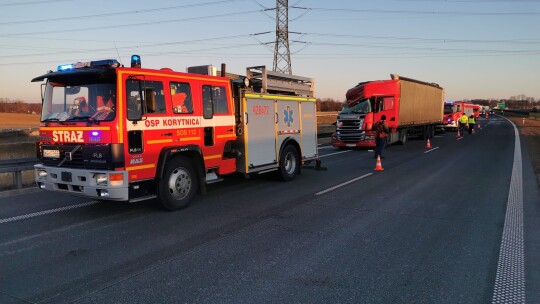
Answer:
[
  {"left": 0, "top": 118, "right": 337, "bottom": 191},
  {"left": 0, "top": 158, "right": 39, "bottom": 189}
]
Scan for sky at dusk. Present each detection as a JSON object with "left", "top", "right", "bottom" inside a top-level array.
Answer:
[{"left": 0, "top": 0, "right": 539, "bottom": 103}]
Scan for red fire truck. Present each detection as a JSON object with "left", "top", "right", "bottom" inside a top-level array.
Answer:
[
  {"left": 442, "top": 101, "right": 464, "bottom": 131},
  {"left": 332, "top": 74, "right": 444, "bottom": 148},
  {"left": 453, "top": 101, "right": 475, "bottom": 118},
  {"left": 472, "top": 105, "right": 481, "bottom": 119},
  {"left": 33, "top": 56, "right": 319, "bottom": 210}
]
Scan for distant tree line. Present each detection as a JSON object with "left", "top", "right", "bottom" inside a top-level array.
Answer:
[
  {"left": 470, "top": 95, "right": 539, "bottom": 110},
  {"left": 1, "top": 95, "right": 538, "bottom": 114},
  {"left": 317, "top": 98, "right": 344, "bottom": 112},
  {"left": 0, "top": 99, "right": 41, "bottom": 114}
]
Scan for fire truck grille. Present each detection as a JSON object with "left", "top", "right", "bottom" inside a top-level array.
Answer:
[{"left": 41, "top": 144, "right": 116, "bottom": 170}]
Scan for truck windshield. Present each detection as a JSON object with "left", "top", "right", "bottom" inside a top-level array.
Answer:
[
  {"left": 340, "top": 98, "right": 372, "bottom": 114},
  {"left": 41, "top": 80, "right": 117, "bottom": 122},
  {"left": 444, "top": 104, "right": 454, "bottom": 114}
]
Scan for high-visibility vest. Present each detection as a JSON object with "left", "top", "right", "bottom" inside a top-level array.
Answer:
[
  {"left": 468, "top": 117, "right": 475, "bottom": 124},
  {"left": 460, "top": 115, "right": 468, "bottom": 123}
]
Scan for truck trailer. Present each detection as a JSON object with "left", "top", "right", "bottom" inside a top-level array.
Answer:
[
  {"left": 32, "top": 56, "right": 319, "bottom": 210},
  {"left": 332, "top": 74, "right": 444, "bottom": 148}
]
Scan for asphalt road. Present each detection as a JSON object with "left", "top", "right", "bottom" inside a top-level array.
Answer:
[{"left": 1, "top": 115, "right": 539, "bottom": 304}]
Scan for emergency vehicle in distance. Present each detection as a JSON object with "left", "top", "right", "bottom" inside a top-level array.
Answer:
[
  {"left": 442, "top": 101, "right": 464, "bottom": 131},
  {"left": 454, "top": 101, "right": 475, "bottom": 118},
  {"left": 331, "top": 74, "right": 444, "bottom": 148},
  {"left": 33, "top": 56, "right": 319, "bottom": 210}
]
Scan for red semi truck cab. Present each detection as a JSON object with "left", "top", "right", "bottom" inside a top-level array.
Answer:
[
  {"left": 332, "top": 79, "right": 398, "bottom": 148},
  {"left": 332, "top": 74, "right": 444, "bottom": 148},
  {"left": 33, "top": 57, "right": 318, "bottom": 210}
]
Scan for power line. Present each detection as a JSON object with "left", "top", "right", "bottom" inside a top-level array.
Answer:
[
  {"left": 0, "top": 9, "right": 265, "bottom": 37},
  {"left": 0, "top": 33, "right": 272, "bottom": 59},
  {"left": 291, "top": 41, "right": 540, "bottom": 54},
  {"left": 292, "top": 32, "right": 540, "bottom": 45},
  {"left": 0, "top": 0, "right": 247, "bottom": 26},
  {"left": 0, "top": 0, "right": 69, "bottom": 7},
  {"left": 291, "top": 6, "right": 540, "bottom": 16}
]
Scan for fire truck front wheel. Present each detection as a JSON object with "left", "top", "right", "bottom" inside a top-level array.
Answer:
[
  {"left": 278, "top": 145, "right": 300, "bottom": 182},
  {"left": 159, "top": 156, "right": 198, "bottom": 211}
]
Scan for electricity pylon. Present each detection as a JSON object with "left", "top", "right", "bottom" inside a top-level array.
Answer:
[{"left": 273, "top": 0, "right": 292, "bottom": 74}]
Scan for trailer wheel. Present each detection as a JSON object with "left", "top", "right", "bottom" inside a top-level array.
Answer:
[
  {"left": 422, "top": 126, "right": 432, "bottom": 140},
  {"left": 159, "top": 156, "right": 198, "bottom": 211},
  {"left": 399, "top": 130, "right": 408, "bottom": 145},
  {"left": 278, "top": 145, "right": 299, "bottom": 181}
]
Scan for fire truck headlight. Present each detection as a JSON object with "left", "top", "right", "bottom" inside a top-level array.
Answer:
[
  {"left": 37, "top": 169, "right": 47, "bottom": 179},
  {"left": 95, "top": 173, "right": 108, "bottom": 186}
]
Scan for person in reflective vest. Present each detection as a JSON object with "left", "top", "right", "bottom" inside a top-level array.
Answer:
[
  {"left": 468, "top": 114, "right": 476, "bottom": 135},
  {"left": 459, "top": 113, "right": 469, "bottom": 136}
]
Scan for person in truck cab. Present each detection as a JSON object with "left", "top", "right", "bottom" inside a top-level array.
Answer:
[
  {"left": 68, "top": 96, "right": 88, "bottom": 117},
  {"left": 374, "top": 115, "right": 389, "bottom": 159}
]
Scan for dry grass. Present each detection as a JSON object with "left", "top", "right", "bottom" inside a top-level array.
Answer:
[
  {"left": 317, "top": 112, "right": 338, "bottom": 125},
  {"left": 0, "top": 113, "right": 40, "bottom": 129}
]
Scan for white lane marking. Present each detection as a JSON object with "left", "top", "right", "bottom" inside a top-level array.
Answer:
[
  {"left": 424, "top": 147, "right": 440, "bottom": 154},
  {"left": 317, "top": 145, "right": 335, "bottom": 150},
  {"left": 492, "top": 117, "right": 525, "bottom": 303},
  {"left": 0, "top": 201, "right": 100, "bottom": 224},
  {"left": 315, "top": 173, "right": 373, "bottom": 196},
  {"left": 319, "top": 150, "right": 352, "bottom": 158},
  {"left": 457, "top": 137, "right": 464, "bottom": 140}
]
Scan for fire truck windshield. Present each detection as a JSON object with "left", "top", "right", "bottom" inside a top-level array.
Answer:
[
  {"left": 340, "top": 98, "right": 372, "bottom": 114},
  {"left": 41, "top": 80, "right": 116, "bottom": 123},
  {"left": 444, "top": 104, "right": 454, "bottom": 114}
]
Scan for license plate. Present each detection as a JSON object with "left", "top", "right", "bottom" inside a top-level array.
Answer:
[
  {"left": 61, "top": 171, "right": 72, "bottom": 182},
  {"left": 43, "top": 149, "right": 60, "bottom": 158},
  {"left": 346, "top": 144, "right": 356, "bottom": 147}
]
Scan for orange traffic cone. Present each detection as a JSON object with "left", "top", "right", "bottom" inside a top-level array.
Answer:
[
  {"left": 478, "top": 123, "right": 481, "bottom": 129},
  {"left": 457, "top": 129, "right": 461, "bottom": 138},
  {"left": 426, "top": 138, "right": 432, "bottom": 149},
  {"left": 374, "top": 155, "right": 384, "bottom": 171}
]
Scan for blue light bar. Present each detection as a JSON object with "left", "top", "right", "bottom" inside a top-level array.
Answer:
[
  {"left": 90, "top": 59, "right": 119, "bottom": 68},
  {"left": 58, "top": 64, "right": 74, "bottom": 71}
]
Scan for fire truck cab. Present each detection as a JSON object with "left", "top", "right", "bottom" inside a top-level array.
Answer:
[{"left": 33, "top": 57, "right": 318, "bottom": 210}]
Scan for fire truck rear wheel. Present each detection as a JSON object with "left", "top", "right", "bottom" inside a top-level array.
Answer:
[
  {"left": 160, "top": 156, "right": 198, "bottom": 210},
  {"left": 278, "top": 145, "right": 299, "bottom": 182}
]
